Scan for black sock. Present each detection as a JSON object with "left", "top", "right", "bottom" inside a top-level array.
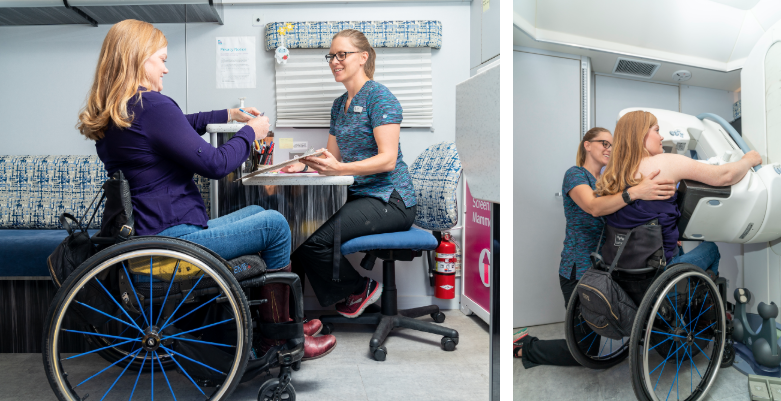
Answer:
[{"left": 352, "top": 277, "right": 368, "bottom": 295}]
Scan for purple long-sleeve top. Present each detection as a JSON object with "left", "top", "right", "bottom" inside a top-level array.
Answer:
[
  {"left": 605, "top": 193, "right": 681, "bottom": 261},
  {"left": 95, "top": 88, "right": 255, "bottom": 235}
]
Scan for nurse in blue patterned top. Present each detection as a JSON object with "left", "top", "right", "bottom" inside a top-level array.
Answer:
[
  {"left": 282, "top": 29, "right": 418, "bottom": 318},
  {"left": 515, "top": 127, "right": 675, "bottom": 368}
]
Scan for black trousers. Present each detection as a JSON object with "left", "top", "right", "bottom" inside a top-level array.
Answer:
[
  {"left": 291, "top": 190, "right": 416, "bottom": 307},
  {"left": 520, "top": 266, "right": 602, "bottom": 368}
]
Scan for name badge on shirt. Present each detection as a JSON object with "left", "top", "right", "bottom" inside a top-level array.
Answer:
[{"left": 353, "top": 106, "right": 363, "bottom": 113}]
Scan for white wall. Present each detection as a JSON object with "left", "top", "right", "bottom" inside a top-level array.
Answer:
[{"left": 0, "top": 3, "right": 471, "bottom": 311}]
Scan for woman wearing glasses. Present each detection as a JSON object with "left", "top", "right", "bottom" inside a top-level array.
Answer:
[
  {"left": 516, "top": 127, "right": 676, "bottom": 367},
  {"left": 282, "top": 29, "right": 416, "bottom": 318}
]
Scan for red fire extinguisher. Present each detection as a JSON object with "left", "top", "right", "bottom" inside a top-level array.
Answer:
[{"left": 434, "top": 232, "right": 457, "bottom": 299}]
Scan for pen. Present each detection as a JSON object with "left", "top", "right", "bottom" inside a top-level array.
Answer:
[
  {"left": 239, "top": 108, "right": 264, "bottom": 118},
  {"left": 266, "top": 142, "right": 275, "bottom": 165}
]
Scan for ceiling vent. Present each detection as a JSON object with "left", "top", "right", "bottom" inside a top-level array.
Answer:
[{"left": 612, "top": 57, "right": 661, "bottom": 79}]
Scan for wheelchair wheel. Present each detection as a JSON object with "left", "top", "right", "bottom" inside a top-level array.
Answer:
[
  {"left": 565, "top": 289, "right": 630, "bottom": 369},
  {"left": 43, "top": 237, "right": 251, "bottom": 401},
  {"left": 628, "top": 263, "right": 725, "bottom": 401}
]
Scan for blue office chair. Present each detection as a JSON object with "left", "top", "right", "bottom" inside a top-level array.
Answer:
[{"left": 319, "top": 142, "right": 462, "bottom": 361}]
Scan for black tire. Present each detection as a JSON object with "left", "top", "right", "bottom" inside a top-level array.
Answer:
[
  {"left": 564, "top": 288, "right": 630, "bottom": 369},
  {"left": 257, "top": 378, "right": 296, "bottom": 401},
  {"left": 628, "top": 263, "right": 726, "bottom": 401},
  {"left": 42, "top": 237, "right": 252, "bottom": 401},
  {"left": 431, "top": 312, "right": 446, "bottom": 323},
  {"left": 441, "top": 337, "right": 457, "bottom": 351}
]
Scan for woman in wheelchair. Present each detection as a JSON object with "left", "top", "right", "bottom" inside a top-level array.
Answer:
[
  {"left": 517, "top": 127, "right": 676, "bottom": 368},
  {"left": 596, "top": 110, "right": 761, "bottom": 275},
  {"left": 39, "top": 20, "right": 337, "bottom": 401}
]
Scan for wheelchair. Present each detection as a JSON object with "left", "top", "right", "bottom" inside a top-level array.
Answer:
[
  {"left": 563, "top": 226, "right": 731, "bottom": 401},
  {"left": 42, "top": 235, "right": 304, "bottom": 401}
]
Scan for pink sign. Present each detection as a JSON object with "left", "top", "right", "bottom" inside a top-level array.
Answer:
[{"left": 464, "top": 182, "right": 491, "bottom": 313}]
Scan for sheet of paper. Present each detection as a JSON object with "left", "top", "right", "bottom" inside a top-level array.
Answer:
[
  {"left": 279, "top": 138, "right": 294, "bottom": 149},
  {"left": 482, "top": 0, "right": 489, "bottom": 12},
  {"left": 236, "top": 149, "right": 325, "bottom": 181},
  {"left": 216, "top": 37, "right": 256, "bottom": 89}
]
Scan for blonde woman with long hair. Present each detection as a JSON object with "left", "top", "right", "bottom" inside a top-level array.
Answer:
[
  {"left": 79, "top": 19, "right": 335, "bottom": 360},
  {"left": 597, "top": 110, "right": 762, "bottom": 279},
  {"left": 517, "top": 127, "right": 675, "bottom": 367}
]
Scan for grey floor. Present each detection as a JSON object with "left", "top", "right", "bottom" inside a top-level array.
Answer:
[
  {"left": 514, "top": 322, "right": 751, "bottom": 401},
  {"left": 0, "top": 310, "right": 488, "bottom": 401}
]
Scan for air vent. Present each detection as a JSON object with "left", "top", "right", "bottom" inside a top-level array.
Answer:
[{"left": 612, "top": 57, "right": 661, "bottom": 79}]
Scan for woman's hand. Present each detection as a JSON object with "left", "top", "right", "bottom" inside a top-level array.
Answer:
[
  {"left": 742, "top": 150, "right": 762, "bottom": 167},
  {"left": 246, "top": 115, "right": 270, "bottom": 141},
  {"left": 627, "top": 170, "right": 675, "bottom": 201},
  {"left": 301, "top": 149, "right": 342, "bottom": 176},
  {"left": 229, "top": 107, "right": 262, "bottom": 123},
  {"left": 279, "top": 162, "right": 307, "bottom": 173}
]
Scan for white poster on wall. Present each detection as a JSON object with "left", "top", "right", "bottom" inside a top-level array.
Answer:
[{"left": 216, "top": 37, "right": 256, "bottom": 89}]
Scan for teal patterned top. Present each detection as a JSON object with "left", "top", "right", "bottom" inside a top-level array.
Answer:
[
  {"left": 560, "top": 166, "right": 606, "bottom": 280},
  {"left": 330, "top": 80, "right": 417, "bottom": 207}
]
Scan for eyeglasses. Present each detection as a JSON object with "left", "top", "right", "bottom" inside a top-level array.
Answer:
[
  {"left": 588, "top": 140, "right": 612, "bottom": 149},
  {"left": 325, "top": 52, "right": 359, "bottom": 63}
]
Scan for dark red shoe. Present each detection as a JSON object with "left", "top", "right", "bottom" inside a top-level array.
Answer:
[
  {"left": 335, "top": 278, "right": 382, "bottom": 318},
  {"left": 303, "top": 333, "right": 336, "bottom": 360},
  {"left": 303, "top": 318, "right": 323, "bottom": 337}
]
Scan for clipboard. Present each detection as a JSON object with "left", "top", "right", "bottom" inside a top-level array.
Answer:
[{"left": 236, "top": 148, "right": 324, "bottom": 182}]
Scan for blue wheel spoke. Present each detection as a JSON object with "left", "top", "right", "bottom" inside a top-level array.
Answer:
[
  {"left": 683, "top": 280, "right": 700, "bottom": 326},
  {"left": 160, "top": 273, "right": 206, "bottom": 331},
  {"left": 694, "top": 336, "right": 714, "bottom": 343},
  {"left": 128, "top": 351, "right": 148, "bottom": 401},
  {"left": 694, "top": 322, "right": 716, "bottom": 338},
  {"left": 657, "top": 312, "right": 677, "bottom": 332},
  {"left": 653, "top": 339, "right": 678, "bottom": 391},
  {"left": 575, "top": 321, "right": 582, "bottom": 328},
  {"left": 94, "top": 276, "right": 145, "bottom": 333},
  {"left": 667, "top": 340, "right": 685, "bottom": 401},
  {"left": 649, "top": 336, "right": 672, "bottom": 352},
  {"left": 666, "top": 295, "right": 687, "bottom": 332},
  {"left": 155, "top": 260, "right": 180, "bottom": 327},
  {"left": 64, "top": 338, "right": 139, "bottom": 360},
  {"left": 684, "top": 305, "right": 713, "bottom": 332},
  {"left": 159, "top": 345, "right": 226, "bottom": 375},
  {"left": 76, "top": 348, "right": 143, "bottom": 387},
  {"left": 160, "top": 294, "right": 222, "bottom": 332},
  {"left": 586, "top": 332, "right": 598, "bottom": 354},
  {"left": 691, "top": 291, "right": 710, "bottom": 333},
  {"left": 651, "top": 339, "right": 689, "bottom": 376},
  {"left": 74, "top": 301, "right": 138, "bottom": 330},
  {"left": 63, "top": 329, "right": 141, "bottom": 343},
  {"left": 161, "top": 318, "right": 235, "bottom": 341},
  {"left": 100, "top": 347, "right": 141, "bottom": 401},
  {"left": 167, "top": 353, "right": 207, "bottom": 397},
  {"left": 578, "top": 330, "right": 595, "bottom": 344},
  {"left": 692, "top": 339, "right": 711, "bottom": 361},
  {"left": 151, "top": 345, "right": 154, "bottom": 401},
  {"left": 172, "top": 337, "right": 236, "bottom": 348},
  {"left": 155, "top": 351, "right": 177, "bottom": 401},
  {"left": 122, "top": 262, "right": 149, "bottom": 328},
  {"left": 109, "top": 315, "right": 144, "bottom": 345},
  {"left": 651, "top": 331, "right": 687, "bottom": 340}
]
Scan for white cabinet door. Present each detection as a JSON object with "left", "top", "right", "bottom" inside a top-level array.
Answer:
[{"left": 514, "top": 51, "right": 582, "bottom": 327}]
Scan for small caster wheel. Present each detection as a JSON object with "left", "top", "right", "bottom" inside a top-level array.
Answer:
[
  {"left": 292, "top": 360, "right": 301, "bottom": 371},
  {"left": 431, "top": 312, "right": 446, "bottom": 323},
  {"left": 721, "top": 342, "right": 735, "bottom": 368},
  {"left": 441, "top": 337, "right": 457, "bottom": 351},
  {"left": 257, "top": 378, "right": 296, "bottom": 401},
  {"left": 321, "top": 322, "right": 335, "bottom": 335},
  {"left": 373, "top": 346, "right": 387, "bottom": 361}
]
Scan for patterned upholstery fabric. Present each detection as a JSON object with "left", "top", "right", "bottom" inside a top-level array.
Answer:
[
  {"left": 264, "top": 20, "right": 442, "bottom": 51},
  {"left": 0, "top": 155, "right": 211, "bottom": 229},
  {"left": 409, "top": 142, "right": 462, "bottom": 231}
]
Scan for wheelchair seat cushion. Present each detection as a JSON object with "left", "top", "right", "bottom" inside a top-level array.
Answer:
[{"left": 340, "top": 227, "right": 438, "bottom": 255}]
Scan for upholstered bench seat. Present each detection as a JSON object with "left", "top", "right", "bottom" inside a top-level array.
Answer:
[{"left": 0, "top": 229, "right": 100, "bottom": 277}]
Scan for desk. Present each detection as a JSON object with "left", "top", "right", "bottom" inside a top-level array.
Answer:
[{"left": 208, "top": 127, "right": 354, "bottom": 250}]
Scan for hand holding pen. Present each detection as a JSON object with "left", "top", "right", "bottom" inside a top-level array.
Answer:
[{"left": 237, "top": 108, "right": 270, "bottom": 141}]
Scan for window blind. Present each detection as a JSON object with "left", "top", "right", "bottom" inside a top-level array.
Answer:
[{"left": 274, "top": 47, "right": 433, "bottom": 128}]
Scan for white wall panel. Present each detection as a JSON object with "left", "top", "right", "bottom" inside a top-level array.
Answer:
[
  {"left": 594, "top": 75, "right": 679, "bottom": 134},
  {"left": 514, "top": 50, "right": 581, "bottom": 327}
]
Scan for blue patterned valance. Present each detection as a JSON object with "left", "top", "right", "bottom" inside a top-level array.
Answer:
[
  {"left": 264, "top": 20, "right": 442, "bottom": 51},
  {"left": 0, "top": 155, "right": 211, "bottom": 229}
]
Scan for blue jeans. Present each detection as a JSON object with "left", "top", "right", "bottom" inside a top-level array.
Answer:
[
  {"left": 669, "top": 241, "right": 720, "bottom": 276},
  {"left": 156, "top": 205, "right": 291, "bottom": 270}
]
